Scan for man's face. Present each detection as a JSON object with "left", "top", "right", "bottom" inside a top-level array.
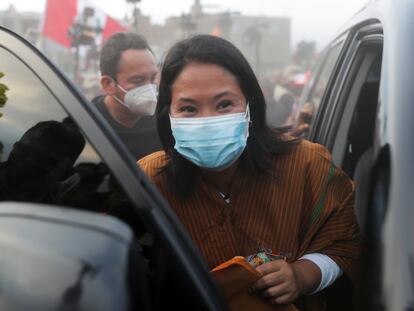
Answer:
[{"left": 113, "top": 49, "right": 158, "bottom": 102}]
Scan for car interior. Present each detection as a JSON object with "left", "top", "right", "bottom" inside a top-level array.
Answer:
[{"left": 342, "top": 55, "right": 382, "bottom": 179}]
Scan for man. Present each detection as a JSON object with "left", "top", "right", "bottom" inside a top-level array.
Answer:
[{"left": 93, "top": 32, "right": 161, "bottom": 160}]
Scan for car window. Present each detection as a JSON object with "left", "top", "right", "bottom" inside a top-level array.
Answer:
[
  {"left": 0, "top": 46, "right": 141, "bottom": 232},
  {"left": 330, "top": 43, "right": 383, "bottom": 177},
  {"left": 293, "top": 41, "right": 343, "bottom": 137},
  {"left": 309, "top": 43, "right": 342, "bottom": 109}
]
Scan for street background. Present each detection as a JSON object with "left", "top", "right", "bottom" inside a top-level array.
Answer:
[{"left": 0, "top": 0, "right": 365, "bottom": 126}]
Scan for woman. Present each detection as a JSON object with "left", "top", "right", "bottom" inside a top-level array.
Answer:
[{"left": 138, "top": 35, "right": 359, "bottom": 309}]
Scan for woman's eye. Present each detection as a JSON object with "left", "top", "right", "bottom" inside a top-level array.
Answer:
[
  {"left": 178, "top": 106, "right": 197, "bottom": 113},
  {"left": 217, "top": 100, "right": 233, "bottom": 110}
]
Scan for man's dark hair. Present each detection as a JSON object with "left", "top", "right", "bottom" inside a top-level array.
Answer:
[
  {"left": 156, "top": 34, "right": 298, "bottom": 198},
  {"left": 100, "top": 32, "right": 152, "bottom": 80}
]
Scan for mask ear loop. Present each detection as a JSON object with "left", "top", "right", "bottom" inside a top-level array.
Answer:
[
  {"left": 109, "top": 77, "right": 128, "bottom": 106},
  {"left": 110, "top": 78, "right": 127, "bottom": 94},
  {"left": 244, "top": 103, "right": 252, "bottom": 139},
  {"left": 246, "top": 102, "right": 252, "bottom": 125}
]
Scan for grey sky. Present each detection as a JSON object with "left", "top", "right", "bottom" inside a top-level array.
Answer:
[{"left": 1, "top": 0, "right": 366, "bottom": 48}]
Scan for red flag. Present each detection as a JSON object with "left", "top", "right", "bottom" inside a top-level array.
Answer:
[
  {"left": 42, "top": 0, "right": 128, "bottom": 48},
  {"left": 102, "top": 16, "right": 128, "bottom": 43},
  {"left": 42, "top": 0, "right": 77, "bottom": 47}
]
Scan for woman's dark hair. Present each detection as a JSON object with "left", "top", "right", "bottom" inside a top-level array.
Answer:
[{"left": 157, "top": 34, "right": 298, "bottom": 197}]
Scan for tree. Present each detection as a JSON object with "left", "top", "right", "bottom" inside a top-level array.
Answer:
[{"left": 0, "top": 72, "right": 9, "bottom": 118}]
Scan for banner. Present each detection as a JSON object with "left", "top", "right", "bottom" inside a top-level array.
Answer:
[{"left": 42, "top": 0, "right": 128, "bottom": 48}]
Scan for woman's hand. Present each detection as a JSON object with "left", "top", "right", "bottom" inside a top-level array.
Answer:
[{"left": 250, "top": 259, "right": 321, "bottom": 305}]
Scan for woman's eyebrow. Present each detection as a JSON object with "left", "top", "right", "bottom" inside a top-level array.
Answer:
[
  {"left": 177, "top": 97, "right": 197, "bottom": 104},
  {"left": 213, "top": 91, "right": 237, "bottom": 100}
]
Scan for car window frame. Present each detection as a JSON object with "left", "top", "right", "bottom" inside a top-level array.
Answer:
[
  {"left": 306, "top": 20, "right": 383, "bottom": 147},
  {"left": 322, "top": 22, "right": 383, "bottom": 148},
  {"left": 296, "top": 33, "right": 349, "bottom": 141},
  {"left": 0, "top": 26, "right": 228, "bottom": 311},
  {"left": 329, "top": 37, "right": 383, "bottom": 167}
]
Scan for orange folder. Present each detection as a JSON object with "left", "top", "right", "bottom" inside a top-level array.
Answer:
[{"left": 211, "top": 256, "right": 298, "bottom": 311}]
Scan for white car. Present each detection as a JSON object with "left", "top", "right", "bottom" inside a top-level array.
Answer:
[{"left": 295, "top": 0, "right": 414, "bottom": 310}]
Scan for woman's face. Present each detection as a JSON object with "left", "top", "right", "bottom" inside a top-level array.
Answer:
[{"left": 170, "top": 63, "right": 247, "bottom": 118}]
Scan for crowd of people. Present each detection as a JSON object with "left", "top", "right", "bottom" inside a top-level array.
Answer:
[{"left": 261, "top": 67, "right": 302, "bottom": 129}]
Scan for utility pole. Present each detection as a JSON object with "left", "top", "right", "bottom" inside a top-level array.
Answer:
[
  {"left": 126, "top": 0, "right": 141, "bottom": 32},
  {"left": 243, "top": 23, "right": 262, "bottom": 77},
  {"left": 180, "top": 13, "right": 197, "bottom": 38}
]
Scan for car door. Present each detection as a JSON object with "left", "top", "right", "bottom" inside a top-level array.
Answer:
[
  {"left": 315, "top": 23, "right": 384, "bottom": 311},
  {"left": 295, "top": 20, "right": 384, "bottom": 310},
  {"left": 0, "top": 26, "right": 227, "bottom": 311}
]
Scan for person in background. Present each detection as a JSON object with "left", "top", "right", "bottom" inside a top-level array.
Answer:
[
  {"left": 92, "top": 32, "right": 161, "bottom": 160},
  {"left": 262, "top": 73, "right": 296, "bottom": 129},
  {"left": 138, "top": 35, "right": 360, "bottom": 310}
]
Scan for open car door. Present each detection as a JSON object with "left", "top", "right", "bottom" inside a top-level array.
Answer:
[{"left": 0, "top": 26, "right": 228, "bottom": 311}]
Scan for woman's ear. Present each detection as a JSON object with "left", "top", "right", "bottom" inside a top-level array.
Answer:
[{"left": 101, "top": 75, "right": 116, "bottom": 96}]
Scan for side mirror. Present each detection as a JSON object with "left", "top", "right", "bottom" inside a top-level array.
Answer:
[{"left": 0, "top": 202, "right": 150, "bottom": 311}]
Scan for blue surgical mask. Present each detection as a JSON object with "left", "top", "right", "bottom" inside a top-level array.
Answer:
[{"left": 170, "top": 106, "right": 250, "bottom": 170}]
